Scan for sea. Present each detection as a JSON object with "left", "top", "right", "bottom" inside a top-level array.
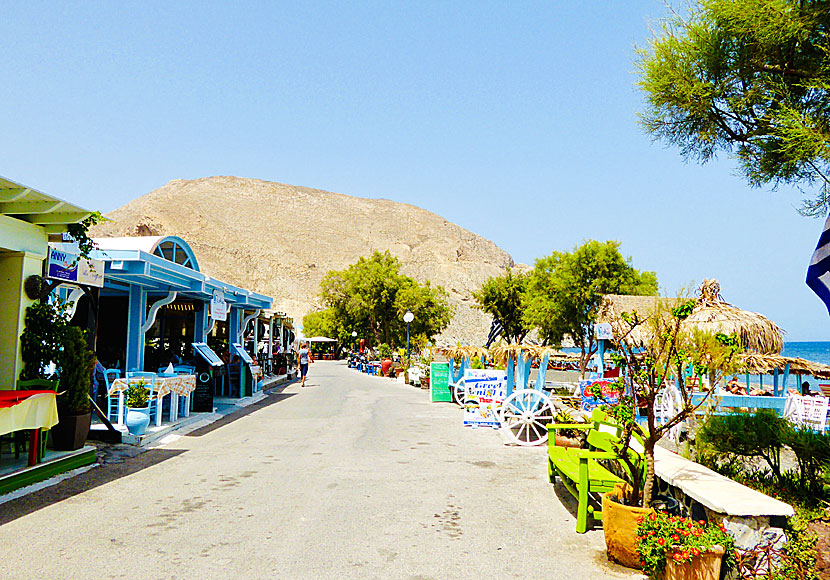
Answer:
[
  {"left": 562, "top": 341, "right": 830, "bottom": 391},
  {"left": 782, "top": 341, "right": 830, "bottom": 391}
]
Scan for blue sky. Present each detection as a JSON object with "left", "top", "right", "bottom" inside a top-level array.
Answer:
[{"left": 1, "top": 1, "right": 825, "bottom": 340}]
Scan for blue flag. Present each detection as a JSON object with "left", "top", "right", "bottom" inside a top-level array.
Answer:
[
  {"left": 807, "top": 213, "right": 830, "bottom": 315},
  {"left": 485, "top": 318, "right": 503, "bottom": 347}
]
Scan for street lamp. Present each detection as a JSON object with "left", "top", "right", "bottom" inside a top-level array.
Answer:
[
  {"left": 351, "top": 330, "right": 357, "bottom": 352},
  {"left": 403, "top": 310, "right": 414, "bottom": 364}
]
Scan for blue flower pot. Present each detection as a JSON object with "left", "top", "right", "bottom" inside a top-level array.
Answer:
[{"left": 125, "top": 407, "right": 151, "bottom": 436}]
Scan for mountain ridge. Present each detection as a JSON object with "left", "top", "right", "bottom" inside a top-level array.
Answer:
[{"left": 91, "top": 175, "right": 519, "bottom": 345}]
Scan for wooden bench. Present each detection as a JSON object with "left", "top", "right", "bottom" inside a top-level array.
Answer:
[{"left": 547, "top": 411, "right": 645, "bottom": 533}]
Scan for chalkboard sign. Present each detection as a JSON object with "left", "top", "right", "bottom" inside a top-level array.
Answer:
[
  {"left": 430, "top": 362, "right": 452, "bottom": 402},
  {"left": 193, "top": 370, "right": 215, "bottom": 412}
]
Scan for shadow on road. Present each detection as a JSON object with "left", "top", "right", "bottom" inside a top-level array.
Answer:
[
  {"left": 185, "top": 392, "right": 296, "bottom": 437},
  {"left": 0, "top": 447, "right": 185, "bottom": 526}
]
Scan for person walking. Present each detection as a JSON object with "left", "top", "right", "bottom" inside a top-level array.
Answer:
[{"left": 299, "top": 342, "right": 313, "bottom": 387}]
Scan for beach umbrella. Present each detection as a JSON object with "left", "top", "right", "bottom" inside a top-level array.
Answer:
[{"left": 682, "top": 279, "right": 784, "bottom": 355}]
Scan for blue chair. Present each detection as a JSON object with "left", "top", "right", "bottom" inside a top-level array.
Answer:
[
  {"left": 105, "top": 369, "right": 124, "bottom": 424},
  {"left": 173, "top": 365, "right": 195, "bottom": 375}
]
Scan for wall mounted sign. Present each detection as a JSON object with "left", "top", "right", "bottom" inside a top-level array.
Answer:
[
  {"left": 45, "top": 246, "right": 105, "bottom": 288},
  {"left": 210, "top": 291, "right": 228, "bottom": 321}
]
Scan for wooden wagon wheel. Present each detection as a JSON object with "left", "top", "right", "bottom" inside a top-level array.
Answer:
[{"left": 498, "top": 389, "right": 554, "bottom": 446}]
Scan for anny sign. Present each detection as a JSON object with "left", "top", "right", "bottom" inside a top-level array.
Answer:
[
  {"left": 462, "top": 369, "right": 506, "bottom": 428},
  {"left": 45, "top": 247, "right": 105, "bottom": 288}
]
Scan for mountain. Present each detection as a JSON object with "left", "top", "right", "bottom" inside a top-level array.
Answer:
[{"left": 91, "top": 176, "right": 520, "bottom": 345}]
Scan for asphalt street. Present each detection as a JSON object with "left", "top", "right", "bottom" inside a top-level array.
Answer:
[{"left": 0, "top": 361, "right": 642, "bottom": 580}]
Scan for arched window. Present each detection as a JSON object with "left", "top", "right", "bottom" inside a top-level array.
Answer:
[{"left": 153, "top": 237, "right": 198, "bottom": 270}]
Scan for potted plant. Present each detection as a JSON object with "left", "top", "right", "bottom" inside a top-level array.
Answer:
[
  {"left": 551, "top": 410, "right": 586, "bottom": 448},
  {"left": 124, "top": 380, "right": 151, "bottom": 436},
  {"left": 593, "top": 295, "right": 740, "bottom": 569},
  {"left": 637, "top": 511, "right": 735, "bottom": 579},
  {"left": 50, "top": 325, "right": 95, "bottom": 450}
]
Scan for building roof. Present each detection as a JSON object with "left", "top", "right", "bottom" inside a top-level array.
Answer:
[
  {"left": 0, "top": 175, "right": 92, "bottom": 231},
  {"left": 88, "top": 236, "right": 271, "bottom": 310}
]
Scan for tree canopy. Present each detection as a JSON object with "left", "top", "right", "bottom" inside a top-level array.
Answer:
[
  {"left": 303, "top": 251, "right": 453, "bottom": 348},
  {"left": 638, "top": 0, "right": 830, "bottom": 215},
  {"left": 472, "top": 270, "right": 531, "bottom": 343},
  {"left": 524, "top": 240, "right": 658, "bottom": 375}
]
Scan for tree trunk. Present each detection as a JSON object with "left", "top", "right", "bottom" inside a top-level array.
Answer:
[{"left": 642, "top": 441, "right": 656, "bottom": 509}]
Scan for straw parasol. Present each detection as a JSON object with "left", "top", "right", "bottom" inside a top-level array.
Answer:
[
  {"left": 737, "top": 353, "right": 830, "bottom": 379},
  {"left": 443, "top": 345, "right": 490, "bottom": 361},
  {"left": 681, "top": 279, "right": 784, "bottom": 355}
]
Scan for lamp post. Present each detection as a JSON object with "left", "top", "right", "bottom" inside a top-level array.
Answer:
[
  {"left": 351, "top": 330, "right": 357, "bottom": 352},
  {"left": 403, "top": 310, "right": 414, "bottom": 365}
]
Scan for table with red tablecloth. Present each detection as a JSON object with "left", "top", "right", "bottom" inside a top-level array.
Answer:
[{"left": 0, "top": 390, "right": 59, "bottom": 466}]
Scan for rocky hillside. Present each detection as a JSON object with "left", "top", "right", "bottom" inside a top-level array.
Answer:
[{"left": 91, "top": 176, "right": 520, "bottom": 345}]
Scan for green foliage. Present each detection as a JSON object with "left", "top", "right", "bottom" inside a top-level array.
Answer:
[
  {"left": 56, "top": 326, "right": 93, "bottom": 414},
  {"left": 767, "top": 511, "right": 819, "bottom": 580},
  {"left": 125, "top": 381, "right": 150, "bottom": 408},
  {"left": 697, "top": 409, "right": 785, "bottom": 482},
  {"left": 20, "top": 300, "right": 70, "bottom": 381},
  {"left": 315, "top": 251, "right": 453, "bottom": 348},
  {"left": 638, "top": 0, "right": 830, "bottom": 216},
  {"left": 302, "top": 309, "right": 344, "bottom": 342},
  {"left": 376, "top": 343, "right": 393, "bottom": 359},
  {"left": 523, "top": 240, "right": 657, "bottom": 376},
  {"left": 782, "top": 425, "right": 830, "bottom": 495},
  {"left": 472, "top": 270, "right": 531, "bottom": 343},
  {"left": 636, "top": 511, "right": 735, "bottom": 578},
  {"left": 66, "top": 211, "right": 104, "bottom": 260}
]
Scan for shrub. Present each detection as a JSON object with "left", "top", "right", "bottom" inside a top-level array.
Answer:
[
  {"left": 697, "top": 409, "right": 784, "bottom": 484},
  {"left": 56, "top": 326, "right": 93, "bottom": 414},
  {"left": 781, "top": 425, "right": 830, "bottom": 496}
]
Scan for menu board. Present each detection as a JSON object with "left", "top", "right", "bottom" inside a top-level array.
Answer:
[
  {"left": 462, "top": 369, "right": 507, "bottom": 428},
  {"left": 192, "top": 342, "right": 223, "bottom": 366},
  {"left": 430, "top": 362, "right": 452, "bottom": 402},
  {"left": 231, "top": 343, "right": 255, "bottom": 365}
]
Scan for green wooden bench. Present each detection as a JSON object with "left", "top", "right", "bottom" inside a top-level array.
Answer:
[{"left": 547, "top": 410, "right": 645, "bottom": 533}]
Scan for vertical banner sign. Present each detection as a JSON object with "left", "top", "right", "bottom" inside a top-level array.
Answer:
[
  {"left": 579, "top": 378, "right": 620, "bottom": 412},
  {"left": 463, "top": 369, "right": 507, "bottom": 428},
  {"left": 430, "top": 362, "right": 452, "bottom": 402},
  {"left": 210, "top": 291, "right": 228, "bottom": 321}
]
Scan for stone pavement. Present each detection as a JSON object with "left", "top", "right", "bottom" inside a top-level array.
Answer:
[{"left": 0, "top": 361, "right": 644, "bottom": 580}]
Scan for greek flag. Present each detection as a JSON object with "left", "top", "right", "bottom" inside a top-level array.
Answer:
[
  {"left": 485, "top": 318, "right": 503, "bottom": 347},
  {"left": 807, "top": 213, "right": 830, "bottom": 315}
]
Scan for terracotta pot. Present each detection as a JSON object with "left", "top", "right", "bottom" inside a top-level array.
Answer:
[
  {"left": 554, "top": 434, "right": 582, "bottom": 448},
  {"left": 662, "top": 546, "right": 725, "bottom": 580},
  {"left": 50, "top": 411, "right": 91, "bottom": 451},
  {"left": 602, "top": 483, "right": 654, "bottom": 569}
]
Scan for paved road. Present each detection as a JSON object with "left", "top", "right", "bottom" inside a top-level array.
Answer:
[{"left": 1, "top": 361, "right": 641, "bottom": 580}]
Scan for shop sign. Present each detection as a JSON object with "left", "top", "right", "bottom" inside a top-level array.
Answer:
[
  {"left": 594, "top": 322, "right": 613, "bottom": 340},
  {"left": 210, "top": 291, "right": 228, "bottom": 321},
  {"left": 463, "top": 369, "right": 506, "bottom": 428},
  {"left": 579, "top": 378, "right": 621, "bottom": 412},
  {"left": 45, "top": 247, "right": 105, "bottom": 288}
]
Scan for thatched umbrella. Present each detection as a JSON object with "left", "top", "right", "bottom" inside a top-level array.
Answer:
[
  {"left": 737, "top": 353, "right": 830, "bottom": 379},
  {"left": 682, "top": 279, "right": 784, "bottom": 355},
  {"left": 443, "top": 345, "right": 490, "bottom": 361}
]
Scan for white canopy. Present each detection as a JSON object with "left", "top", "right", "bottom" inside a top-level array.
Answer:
[{"left": 307, "top": 336, "right": 337, "bottom": 342}]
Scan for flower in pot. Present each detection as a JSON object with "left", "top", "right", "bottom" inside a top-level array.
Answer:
[
  {"left": 551, "top": 410, "right": 586, "bottom": 448},
  {"left": 124, "top": 380, "right": 151, "bottom": 436},
  {"left": 590, "top": 292, "right": 742, "bottom": 568},
  {"left": 50, "top": 325, "right": 95, "bottom": 451},
  {"left": 637, "top": 511, "right": 735, "bottom": 579}
]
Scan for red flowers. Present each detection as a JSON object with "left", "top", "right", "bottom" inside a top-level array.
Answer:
[
  {"left": 672, "top": 534, "right": 680, "bottom": 542},
  {"left": 658, "top": 537, "right": 665, "bottom": 546},
  {"left": 649, "top": 513, "right": 657, "bottom": 521},
  {"left": 637, "top": 515, "right": 644, "bottom": 524}
]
